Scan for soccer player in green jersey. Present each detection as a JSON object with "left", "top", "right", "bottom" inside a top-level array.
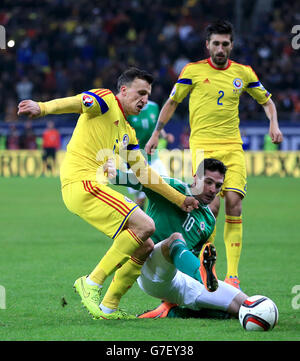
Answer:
[
  {"left": 127, "top": 100, "right": 174, "bottom": 208},
  {"left": 106, "top": 158, "right": 248, "bottom": 318}
]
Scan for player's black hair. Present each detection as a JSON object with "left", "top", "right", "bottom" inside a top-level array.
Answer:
[
  {"left": 196, "top": 158, "right": 227, "bottom": 178},
  {"left": 205, "top": 19, "right": 234, "bottom": 42},
  {"left": 117, "top": 67, "right": 154, "bottom": 91}
]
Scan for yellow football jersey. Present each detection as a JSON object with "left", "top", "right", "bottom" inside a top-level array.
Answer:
[
  {"left": 60, "top": 89, "right": 139, "bottom": 187},
  {"left": 170, "top": 58, "right": 271, "bottom": 150}
]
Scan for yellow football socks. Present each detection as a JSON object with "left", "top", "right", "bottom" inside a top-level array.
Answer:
[
  {"left": 101, "top": 256, "right": 144, "bottom": 310},
  {"left": 224, "top": 215, "right": 242, "bottom": 278},
  {"left": 89, "top": 229, "right": 143, "bottom": 286}
]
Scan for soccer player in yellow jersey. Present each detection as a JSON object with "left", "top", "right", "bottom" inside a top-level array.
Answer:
[
  {"left": 145, "top": 20, "right": 283, "bottom": 289},
  {"left": 17, "top": 67, "right": 198, "bottom": 320}
]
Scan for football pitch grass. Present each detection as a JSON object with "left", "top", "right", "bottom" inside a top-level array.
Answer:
[{"left": 0, "top": 176, "right": 299, "bottom": 342}]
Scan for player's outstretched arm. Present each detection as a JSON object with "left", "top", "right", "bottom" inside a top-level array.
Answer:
[
  {"left": 17, "top": 100, "right": 42, "bottom": 119},
  {"left": 126, "top": 149, "right": 198, "bottom": 212},
  {"left": 145, "top": 98, "right": 178, "bottom": 155},
  {"left": 18, "top": 96, "right": 82, "bottom": 119},
  {"left": 262, "top": 98, "right": 283, "bottom": 144}
]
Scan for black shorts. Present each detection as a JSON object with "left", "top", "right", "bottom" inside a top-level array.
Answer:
[{"left": 42, "top": 148, "right": 56, "bottom": 161}]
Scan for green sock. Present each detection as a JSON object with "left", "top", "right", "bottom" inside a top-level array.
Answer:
[{"left": 169, "top": 239, "right": 201, "bottom": 282}]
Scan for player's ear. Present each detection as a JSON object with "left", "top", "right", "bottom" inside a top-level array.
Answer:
[
  {"left": 120, "top": 85, "right": 127, "bottom": 96},
  {"left": 205, "top": 39, "right": 209, "bottom": 50}
]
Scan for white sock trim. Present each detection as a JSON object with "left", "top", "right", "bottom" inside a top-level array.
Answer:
[
  {"left": 86, "top": 276, "right": 102, "bottom": 288},
  {"left": 100, "top": 304, "right": 117, "bottom": 314}
]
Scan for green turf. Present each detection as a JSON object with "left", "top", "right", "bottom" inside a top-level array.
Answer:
[{"left": 0, "top": 176, "right": 299, "bottom": 341}]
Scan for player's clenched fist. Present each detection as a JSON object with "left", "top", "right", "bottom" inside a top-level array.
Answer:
[
  {"left": 103, "top": 158, "right": 117, "bottom": 179},
  {"left": 181, "top": 197, "right": 199, "bottom": 212},
  {"left": 17, "top": 100, "right": 41, "bottom": 119}
]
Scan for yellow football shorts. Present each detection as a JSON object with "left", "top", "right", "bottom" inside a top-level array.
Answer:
[
  {"left": 191, "top": 146, "right": 247, "bottom": 198},
  {"left": 62, "top": 180, "right": 139, "bottom": 239}
]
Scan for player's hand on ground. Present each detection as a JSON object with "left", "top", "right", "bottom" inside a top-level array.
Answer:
[
  {"left": 269, "top": 125, "right": 283, "bottom": 144},
  {"left": 18, "top": 100, "right": 41, "bottom": 119},
  {"left": 181, "top": 196, "right": 199, "bottom": 212},
  {"left": 103, "top": 158, "right": 117, "bottom": 179},
  {"left": 145, "top": 133, "right": 159, "bottom": 155}
]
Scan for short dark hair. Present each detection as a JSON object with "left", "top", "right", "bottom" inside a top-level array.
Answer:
[
  {"left": 205, "top": 20, "right": 234, "bottom": 42},
  {"left": 196, "top": 158, "right": 227, "bottom": 178},
  {"left": 117, "top": 67, "right": 154, "bottom": 92}
]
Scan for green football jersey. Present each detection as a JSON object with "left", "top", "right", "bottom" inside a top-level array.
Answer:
[
  {"left": 115, "top": 171, "right": 216, "bottom": 257},
  {"left": 127, "top": 101, "right": 159, "bottom": 162}
]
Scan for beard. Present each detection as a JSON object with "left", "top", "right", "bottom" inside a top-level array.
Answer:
[{"left": 211, "top": 53, "right": 228, "bottom": 66}]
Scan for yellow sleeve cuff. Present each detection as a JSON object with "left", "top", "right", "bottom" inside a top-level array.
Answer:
[
  {"left": 143, "top": 166, "right": 185, "bottom": 207},
  {"left": 38, "top": 96, "right": 81, "bottom": 116},
  {"left": 127, "top": 150, "right": 185, "bottom": 208}
]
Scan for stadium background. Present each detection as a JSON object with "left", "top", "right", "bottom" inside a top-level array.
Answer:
[
  {"left": 0, "top": 0, "right": 300, "bottom": 342},
  {"left": 0, "top": 0, "right": 300, "bottom": 154}
]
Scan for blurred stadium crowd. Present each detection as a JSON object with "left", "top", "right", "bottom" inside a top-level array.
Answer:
[{"left": 0, "top": 0, "right": 299, "bottom": 148}]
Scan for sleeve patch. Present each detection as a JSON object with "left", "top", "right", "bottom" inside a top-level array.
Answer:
[
  {"left": 177, "top": 78, "right": 192, "bottom": 85},
  {"left": 82, "top": 94, "right": 94, "bottom": 107},
  {"left": 82, "top": 91, "right": 109, "bottom": 114},
  {"left": 247, "top": 81, "right": 261, "bottom": 88},
  {"left": 127, "top": 144, "right": 140, "bottom": 150}
]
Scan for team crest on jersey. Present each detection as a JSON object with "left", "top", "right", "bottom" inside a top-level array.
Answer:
[
  {"left": 233, "top": 78, "right": 243, "bottom": 89},
  {"left": 197, "top": 222, "right": 206, "bottom": 234},
  {"left": 82, "top": 94, "right": 94, "bottom": 107},
  {"left": 122, "top": 134, "right": 129, "bottom": 147}
]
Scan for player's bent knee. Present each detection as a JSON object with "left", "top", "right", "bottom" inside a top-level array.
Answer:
[
  {"left": 171, "top": 232, "right": 184, "bottom": 240},
  {"left": 132, "top": 238, "right": 154, "bottom": 261},
  {"left": 125, "top": 208, "right": 155, "bottom": 240},
  {"left": 133, "top": 217, "right": 155, "bottom": 241},
  {"left": 163, "top": 232, "right": 184, "bottom": 248},
  {"left": 142, "top": 216, "right": 155, "bottom": 238},
  {"left": 169, "top": 232, "right": 184, "bottom": 242}
]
